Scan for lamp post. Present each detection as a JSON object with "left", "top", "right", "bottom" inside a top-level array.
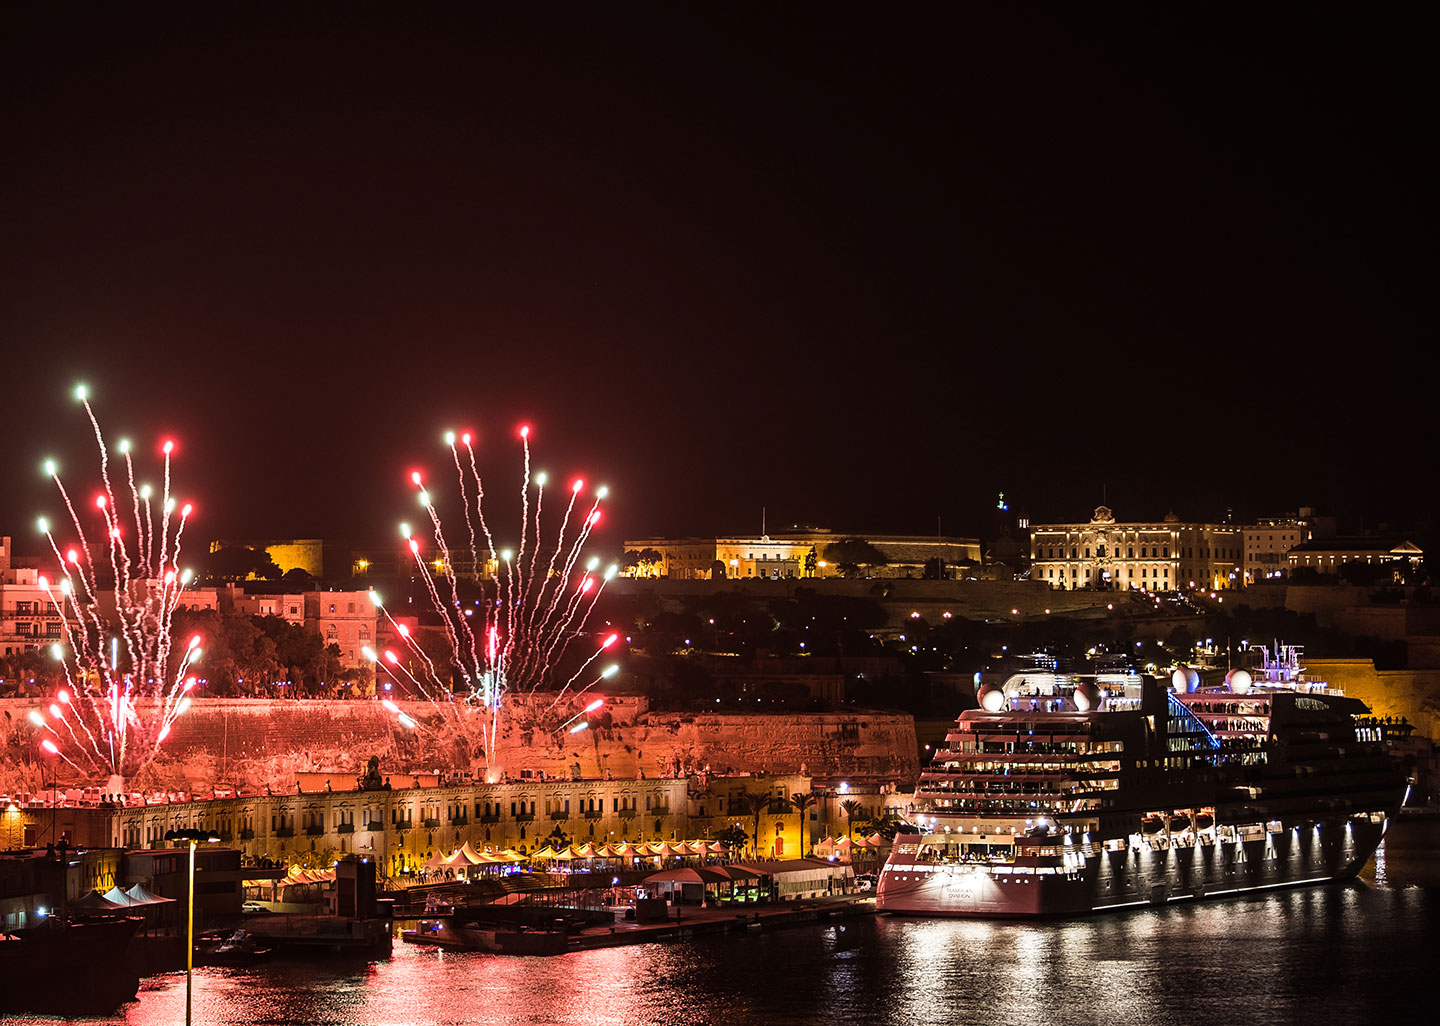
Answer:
[{"left": 167, "top": 828, "right": 220, "bottom": 1026}]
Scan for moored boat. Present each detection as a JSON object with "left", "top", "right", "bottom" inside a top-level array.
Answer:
[{"left": 878, "top": 648, "right": 1405, "bottom": 918}]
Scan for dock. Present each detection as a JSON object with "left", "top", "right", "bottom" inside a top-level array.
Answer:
[{"left": 402, "top": 895, "right": 878, "bottom": 955}]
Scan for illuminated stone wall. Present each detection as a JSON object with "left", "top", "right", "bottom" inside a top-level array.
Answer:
[{"left": 1, "top": 696, "right": 919, "bottom": 793}]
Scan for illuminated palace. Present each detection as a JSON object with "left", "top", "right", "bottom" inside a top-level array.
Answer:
[
  {"left": 1029, "top": 507, "right": 1243, "bottom": 591},
  {"left": 25, "top": 774, "right": 906, "bottom": 881}
]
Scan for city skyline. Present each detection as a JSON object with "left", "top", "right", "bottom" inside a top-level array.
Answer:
[{"left": 1, "top": 8, "right": 1429, "bottom": 546}]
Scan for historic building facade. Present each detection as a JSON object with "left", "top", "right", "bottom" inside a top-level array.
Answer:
[
  {"left": 40, "top": 773, "right": 907, "bottom": 880},
  {"left": 1029, "top": 507, "right": 1244, "bottom": 592}
]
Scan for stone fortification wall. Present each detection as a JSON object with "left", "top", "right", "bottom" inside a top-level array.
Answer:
[
  {"left": 1308, "top": 659, "right": 1440, "bottom": 739},
  {"left": 609, "top": 577, "right": 1106, "bottom": 622},
  {"left": 541, "top": 710, "right": 919, "bottom": 784},
  {"left": 1, "top": 697, "right": 919, "bottom": 792}
]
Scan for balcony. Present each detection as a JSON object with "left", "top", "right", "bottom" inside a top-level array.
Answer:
[
  {"left": 217, "top": 832, "right": 234, "bottom": 843},
  {"left": 481, "top": 814, "right": 500, "bottom": 824},
  {"left": 336, "top": 823, "right": 355, "bottom": 834},
  {"left": 550, "top": 810, "right": 570, "bottom": 821},
  {"left": 239, "top": 829, "right": 254, "bottom": 840},
  {"left": 514, "top": 812, "right": 535, "bottom": 823},
  {"left": 583, "top": 809, "right": 604, "bottom": 820},
  {"left": 617, "top": 809, "right": 636, "bottom": 819},
  {"left": 305, "top": 825, "right": 324, "bottom": 836},
  {"left": 451, "top": 816, "right": 469, "bottom": 826},
  {"left": 422, "top": 818, "right": 441, "bottom": 830},
  {"left": 275, "top": 826, "right": 294, "bottom": 838}
]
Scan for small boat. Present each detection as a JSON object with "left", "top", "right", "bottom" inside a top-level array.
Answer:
[{"left": 196, "top": 929, "right": 274, "bottom": 967}]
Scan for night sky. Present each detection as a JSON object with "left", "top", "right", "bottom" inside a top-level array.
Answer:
[{"left": 1, "top": 8, "right": 1429, "bottom": 555}]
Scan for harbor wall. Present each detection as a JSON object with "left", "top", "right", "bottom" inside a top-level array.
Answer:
[{"left": 0, "top": 697, "right": 919, "bottom": 793}]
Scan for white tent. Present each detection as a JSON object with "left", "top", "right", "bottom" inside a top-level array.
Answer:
[{"left": 125, "top": 883, "right": 175, "bottom": 905}]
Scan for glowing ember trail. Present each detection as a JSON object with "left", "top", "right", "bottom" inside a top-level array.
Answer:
[
  {"left": 369, "top": 425, "right": 619, "bottom": 772},
  {"left": 28, "top": 384, "right": 203, "bottom": 787}
]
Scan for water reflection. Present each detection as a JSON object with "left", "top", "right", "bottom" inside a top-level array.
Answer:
[{"left": 6, "top": 877, "right": 1433, "bottom": 1026}]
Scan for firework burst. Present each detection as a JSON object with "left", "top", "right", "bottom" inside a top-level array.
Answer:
[
  {"left": 27, "top": 385, "right": 203, "bottom": 786},
  {"left": 368, "top": 425, "right": 618, "bottom": 772}
]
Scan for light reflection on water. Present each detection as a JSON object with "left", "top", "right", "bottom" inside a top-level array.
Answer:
[{"left": 13, "top": 873, "right": 1436, "bottom": 1026}]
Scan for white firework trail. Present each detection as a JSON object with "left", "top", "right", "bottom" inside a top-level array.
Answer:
[
  {"left": 27, "top": 384, "right": 205, "bottom": 783},
  {"left": 367, "top": 425, "right": 619, "bottom": 773}
]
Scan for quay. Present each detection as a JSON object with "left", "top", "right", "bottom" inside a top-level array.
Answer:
[{"left": 401, "top": 893, "right": 878, "bottom": 955}]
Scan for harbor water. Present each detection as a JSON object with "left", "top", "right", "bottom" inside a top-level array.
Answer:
[{"left": 11, "top": 847, "right": 1436, "bottom": 1026}]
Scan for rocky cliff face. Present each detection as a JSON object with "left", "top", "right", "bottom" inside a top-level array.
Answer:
[{"left": 0, "top": 698, "right": 919, "bottom": 792}]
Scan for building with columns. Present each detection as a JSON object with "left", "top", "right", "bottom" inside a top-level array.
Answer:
[
  {"left": 623, "top": 531, "right": 981, "bottom": 580},
  {"left": 24, "top": 773, "right": 907, "bottom": 880},
  {"left": 1029, "top": 507, "right": 1244, "bottom": 592}
]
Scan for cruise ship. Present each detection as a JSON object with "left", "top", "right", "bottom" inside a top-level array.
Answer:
[{"left": 877, "top": 646, "right": 1407, "bottom": 917}]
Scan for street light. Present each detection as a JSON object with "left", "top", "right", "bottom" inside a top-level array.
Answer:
[{"left": 166, "top": 828, "right": 220, "bottom": 1026}]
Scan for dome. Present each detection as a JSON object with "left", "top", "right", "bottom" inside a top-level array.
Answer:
[
  {"left": 1171, "top": 667, "right": 1201, "bottom": 693},
  {"left": 978, "top": 684, "right": 1007, "bottom": 713},
  {"left": 1226, "top": 668, "right": 1253, "bottom": 695}
]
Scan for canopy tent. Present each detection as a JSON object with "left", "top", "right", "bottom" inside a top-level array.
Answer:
[
  {"left": 703, "top": 841, "right": 730, "bottom": 856},
  {"left": 70, "top": 889, "right": 131, "bottom": 913},
  {"left": 643, "top": 867, "right": 731, "bottom": 886},
  {"left": 571, "top": 843, "right": 597, "bottom": 859},
  {"left": 649, "top": 841, "right": 682, "bottom": 858},
  {"left": 865, "top": 833, "right": 889, "bottom": 847},
  {"left": 423, "top": 850, "right": 455, "bottom": 870},
  {"left": 103, "top": 886, "right": 138, "bottom": 906},
  {"left": 528, "top": 845, "right": 558, "bottom": 860},
  {"left": 714, "top": 865, "right": 764, "bottom": 883},
  {"left": 456, "top": 842, "right": 485, "bottom": 865},
  {"left": 612, "top": 842, "right": 642, "bottom": 857},
  {"left": 125, "top": 883, "right": 174, "bottom": 905},
  {"left": 642, "top": 866, "right": 734, "bottom": 904},
  {"left": 593, "top": 843, "right": 619, "bottom": 858}
]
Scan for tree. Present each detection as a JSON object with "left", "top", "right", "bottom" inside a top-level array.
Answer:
[
  {"left": 742, "top": 792, "right": 773, "bottom": 858},
  {"left": 204, "top": 545, "right": 282, "bottom": 582},
  {"left": 281, "top": 567, "right": 315, "bottom": 589},
  {"left": 622, "top": 548, "right": 664, "bottom": 577},
  {"left": 713, "top": 823, "right": 748, "bottom": 849},
  {"left": 789, "top": 791, "right": 817, "bottom": 850},
  {"left": 821, "top": 538, "right": 889, "bottom": 579},
  {"left": 840, "top": 799, "right": 864, "bottom": 841}
]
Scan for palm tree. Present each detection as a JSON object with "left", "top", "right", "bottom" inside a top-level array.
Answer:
[
  {"left": 743, "top": 792, "right": 773, "bottom": 858},
  {"left": 789, "top": 792, "right": 817, "bottom": 852},
  {"left": 840, "top": 799, "right": 864, "bottom": 842}
]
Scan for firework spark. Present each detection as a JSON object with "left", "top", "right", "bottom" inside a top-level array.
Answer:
[
  {"left": 28, "top": 385, "right": 203, "bottom": 784},
  {"left": 370, "top": 425, "right": 618, "bottom": 771}
]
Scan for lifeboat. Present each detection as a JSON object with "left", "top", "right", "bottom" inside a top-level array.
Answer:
[
  {"left": 1141, "top": 816, "right": 1164, "bottom": 835},
  {"left": 1195, "top": 813, "right": 1215, "bottom": 830},
  {"left": 1169, "top": 814, "right": 1192, "bottom": 832}
]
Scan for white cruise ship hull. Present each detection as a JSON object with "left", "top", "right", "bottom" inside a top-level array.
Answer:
[{"left": 877, "top": 815, "right": 1388, "bottom": 918}]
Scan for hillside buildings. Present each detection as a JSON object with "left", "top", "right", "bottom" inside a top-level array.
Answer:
[{"left": 622, "top": 531, "right": 982, "bottom": 580}]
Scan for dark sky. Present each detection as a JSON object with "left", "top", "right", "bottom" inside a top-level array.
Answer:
[{"left": 1, "top": 7, "right": 1430, "bottom": 556}]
